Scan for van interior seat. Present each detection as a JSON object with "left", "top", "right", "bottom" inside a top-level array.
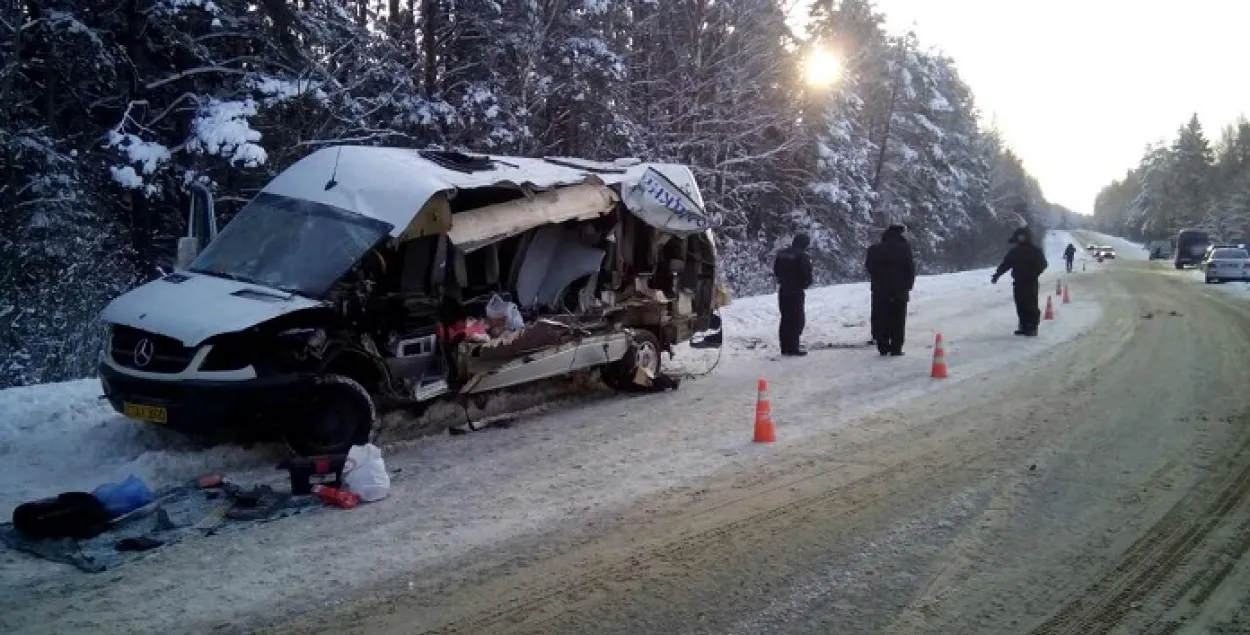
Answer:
[{"left": 514, "top": 225, "right": 605, "bottom": 314}]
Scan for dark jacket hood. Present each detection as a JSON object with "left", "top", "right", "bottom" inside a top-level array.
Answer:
[
  {"left": 791, "top": 233, "right": 811, "bottom": 249},
  {"left": 1009, "top": 227, "right": 1034, "bottom": 244},
  {"left": 882, "top": 225, "right": 907, "bottom": 243}
]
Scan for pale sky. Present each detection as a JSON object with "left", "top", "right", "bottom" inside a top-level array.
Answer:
[{"left": 791, "top": 1, "right": 1250, "bottom": 214}]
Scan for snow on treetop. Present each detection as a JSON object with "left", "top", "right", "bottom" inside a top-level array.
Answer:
[
  {"left": 187, "top": 99, "right": 266, "bottom": 168},
  {"left": 106, "top": 130, "right": 171, "bottom": 176},
  {"left": 104, "top": 130, "right": 171, "bottom": 193},
  {"left": 160, "top": 0, "right": 221, "bottom": 13},
  {"left": 250, "top": 76, "right": 328, "bottom": 106}
]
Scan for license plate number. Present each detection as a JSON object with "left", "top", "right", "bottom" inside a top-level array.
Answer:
[{"left": 124, "top": 403, "right": 168, "bottom": 424}]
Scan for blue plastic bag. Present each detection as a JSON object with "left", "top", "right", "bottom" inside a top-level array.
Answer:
[{"left": 92, "top": 475, "right": 155, "bottom": 518}]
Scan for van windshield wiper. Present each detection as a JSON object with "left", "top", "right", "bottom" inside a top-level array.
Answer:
[
  {"left": 190, "top": 268, "right": 306, "bottom": 297},
  {"left": 190, "top": 267, "right": 260, "bottom": 286}
]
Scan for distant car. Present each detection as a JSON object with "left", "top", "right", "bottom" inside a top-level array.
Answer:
[
  {"left": 1086, "top": 243, "right": 1099, "bottom": 251},
  {"left": 1203, "top": 247, "right": 1250, "bottom": 283},
  {"left": 1203, "top": 243, "right": 1247, "bottom": 261},
  {"left": 1094, "top": 246, "right": 1116, "bottom": 260}
]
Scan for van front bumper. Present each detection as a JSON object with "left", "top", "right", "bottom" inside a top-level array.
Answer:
[{"left": 98, "top": 363, "right": 311, "bottom": 436}]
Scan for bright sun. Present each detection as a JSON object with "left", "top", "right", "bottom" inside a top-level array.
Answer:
[{"left": 803, "top": 47, "right": 843, "bottom": 89}]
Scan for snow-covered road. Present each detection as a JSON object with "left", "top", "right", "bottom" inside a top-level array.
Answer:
[{"left": 2, "top": 230, "right": 1108, "bottom": 635}]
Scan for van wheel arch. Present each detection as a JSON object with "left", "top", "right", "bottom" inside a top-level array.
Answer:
[
  {"left": 601, "top": 329, "right": 662, "bottom": 392},
  {"left": 320, "top": 347, "right": 388, "bottom": 396},
  {"left": 285, "top": 373, "right": 374, "bottom": 456}
]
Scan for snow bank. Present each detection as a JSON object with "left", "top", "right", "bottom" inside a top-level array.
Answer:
[
  {"left": 0, "top": 231, "right": 1106, "bottom": 635},
  {"left": 0, "top": 381, "right": 277, "bottom": 512}
]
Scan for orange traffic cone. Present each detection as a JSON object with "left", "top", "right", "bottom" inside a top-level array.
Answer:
[
  {"left": 1062, "top": 283, "right": 1071, "bottom": 304},
  {"left": 753, "top": 378, "right": 776, "bottom": 443},
  {"left": 1044, "top": 295, "right": 1055, "bottom": 321},
  {"left": 930, "top": 333, "right": 949, "bottom": 379},
  {"left": 1056, "top": 279, "right": 1063, "bottom": 296}
]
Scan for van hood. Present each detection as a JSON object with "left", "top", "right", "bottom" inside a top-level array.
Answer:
[{"left": 99, "top": 272, "right": 324, "bottom": 347}]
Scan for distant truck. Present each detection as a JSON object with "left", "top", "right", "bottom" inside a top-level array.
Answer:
[{"left": 1174, "top": 229, "right": 1212, "bottom": 269}]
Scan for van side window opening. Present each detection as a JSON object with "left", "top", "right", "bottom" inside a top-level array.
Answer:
[
  {"left": 397, "top": 236, "right": 441, "bottom": 297},
  {"left": 448, "top": 186, "right": 527, "bottom": 213}
]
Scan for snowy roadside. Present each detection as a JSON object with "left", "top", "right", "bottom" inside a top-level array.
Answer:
[{"left": 0, "top": 231, "right": 1104, "bottom": 635}]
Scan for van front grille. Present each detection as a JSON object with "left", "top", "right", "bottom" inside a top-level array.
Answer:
[{"left": 110, "top": 325, "right": 196, "bottom": 373}]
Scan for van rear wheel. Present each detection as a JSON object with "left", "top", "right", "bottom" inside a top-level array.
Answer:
[
  {"left": 602, "top": 330, "right": 661, "bottom": 392},
  {"left": 285, "top": 374, "right": 374, "bottom": 456}
]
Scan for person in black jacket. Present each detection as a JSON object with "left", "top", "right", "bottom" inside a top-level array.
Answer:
[
  {"left": 865, "top": 224, "right": 916, "bottom": 356},
  {"left": 1063, "top": 243, "right": 1077, "bottom": 273},
  {"left": 774, "top": 233, "right": 814, "bottom": 356},
  {"left": 992, "top": 227, "right": 1048, "bottom": 336}
]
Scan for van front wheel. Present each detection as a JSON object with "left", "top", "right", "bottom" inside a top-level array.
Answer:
[
  {"left": 285, "top": 374, "right": 374, "bottom": 456},
  {"left": 602, "top": 330, "right": 661, "bottom": 391}
]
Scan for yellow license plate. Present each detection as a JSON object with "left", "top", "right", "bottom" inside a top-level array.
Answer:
[{"left": 124, "top": 403, "right": 168, "bottom": 424}]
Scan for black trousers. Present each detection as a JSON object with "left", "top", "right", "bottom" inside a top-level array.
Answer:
[
  {"left": 1065, "top": 257, "right": 1074, "bottom": 273},
  {"left": 871, "top": 292, "right": 908, "bottom": 354},
  {"left": 778, "top": 288, "right": 806, "bottom": 353},
  {"left": 1013, "top": 279, "right": 1041, "bottom": 330}
]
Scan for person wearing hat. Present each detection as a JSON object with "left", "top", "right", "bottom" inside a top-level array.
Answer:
[
  {"left": 991, "top": 226, "right": 1048, "bottom": 336},
  {"left": 773, "top": 233, "right": 814, "bottom": 356},
  {"left": 865, "top": 223, "right": 916, "bottom": 356},
  {"left": 1063, "top": 242, "right": 1077, "bottom": 273}
]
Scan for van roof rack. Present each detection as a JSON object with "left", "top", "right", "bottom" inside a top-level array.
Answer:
[
  {"left": 418, "top": 150, "right": 496, "bottom": 173},
  {"left": 542, "top": 156, "right": 627, "bottom": 174}
]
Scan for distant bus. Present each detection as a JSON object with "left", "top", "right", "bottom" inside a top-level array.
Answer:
[{"left": 1175, "top": 229, "right": 1212, "bottom": 269}]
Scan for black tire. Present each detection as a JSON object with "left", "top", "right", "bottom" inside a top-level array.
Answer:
[
  {"left": 284, "top": 374, "right": 374, "bottom": 456},
  {"left": 601, "top": 330, "right": 662, "bottom": 392}
]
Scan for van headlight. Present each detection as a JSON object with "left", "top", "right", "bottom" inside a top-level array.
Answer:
[
  {"left": 98, "top": 322, "right": 113, "bottom": 361},
  {"left": 202, "top": 337, "right": 256, "bottom": 372}
]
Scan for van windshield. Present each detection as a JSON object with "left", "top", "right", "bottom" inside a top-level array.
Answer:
[{"left": 188, "top": 193, "right": 393, "bottom": 298}]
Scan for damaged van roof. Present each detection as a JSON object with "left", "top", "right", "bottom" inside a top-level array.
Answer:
[{"left": 260, "top": 146, "right": 710, "bottom": 237}]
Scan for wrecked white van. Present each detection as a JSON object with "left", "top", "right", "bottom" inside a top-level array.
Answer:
[{"left": 97, "top": 148, "right": 727, "bottom": 454}]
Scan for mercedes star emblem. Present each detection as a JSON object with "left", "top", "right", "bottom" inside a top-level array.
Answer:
[{"left": 133, "top": 338, "right": 155, "bottom": 368}]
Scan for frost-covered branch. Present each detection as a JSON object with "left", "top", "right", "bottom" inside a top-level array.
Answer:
[{"left": 144, "top": 62, "right": 253, "bottom": 91}]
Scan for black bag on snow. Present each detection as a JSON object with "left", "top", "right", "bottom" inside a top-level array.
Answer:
[{"left": 12, "top": 492, "right": 112, "bottom": 540}]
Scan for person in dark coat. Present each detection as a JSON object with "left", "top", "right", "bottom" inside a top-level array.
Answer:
[
  {"left": 774, "top": 233, "right": 814, "bottom": 356},
  {"left": 992, "top": 227, "right": 1048, "bottom": 336},
  {"left": 865, "top": 224, "right": 916, "bottom": 356},
  {"left": 1063, "top": 243, "right": 1077, "bottom": 273}
]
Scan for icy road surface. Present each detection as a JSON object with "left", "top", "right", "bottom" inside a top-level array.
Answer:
[{"left": 15, "top": 231, "right": 1247, "bottom": 635}]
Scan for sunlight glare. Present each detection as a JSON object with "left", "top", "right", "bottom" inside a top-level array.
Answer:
[{"left": 803, "top": 47, "right": 842, "bottom": 89}]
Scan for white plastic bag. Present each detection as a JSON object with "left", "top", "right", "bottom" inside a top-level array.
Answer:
[
  {"left": 343, "top": 444, "right": 390, "bottom": 502},
  {"left": 485, "top": 294, "right": 525, "bottom": 331}
]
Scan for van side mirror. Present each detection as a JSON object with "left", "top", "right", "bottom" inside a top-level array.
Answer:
[
  {"left": 176, "top": 236, "right": 200, "bottom": 270},
  {"left": 177, "top": 183, "right": 217, "bottom": 270}
]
